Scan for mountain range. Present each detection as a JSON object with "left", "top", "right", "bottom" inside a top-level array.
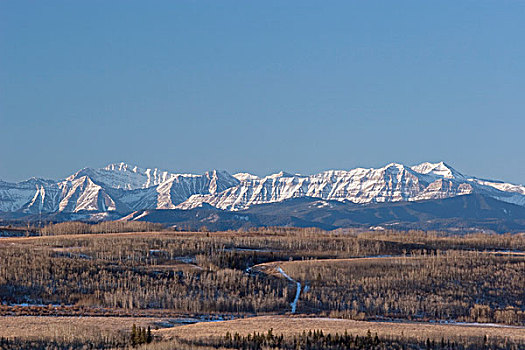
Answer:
[{"left": 1, "top": 161, "right": 525, "bottom": 233}]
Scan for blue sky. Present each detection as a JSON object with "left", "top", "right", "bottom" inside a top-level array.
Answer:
[{"left": 1, "top": 1, "right": 524, "bottom": 183}]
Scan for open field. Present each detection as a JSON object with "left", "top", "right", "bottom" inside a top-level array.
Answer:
[
  {"left": 0, "top": 230, "right": 186, "bottom": 245},
  {"left": 0, "top": 316, "right": 161, "bottom": 339},
  {"left": 1, "top": 314, "right": 524, "bottom": 349},
  {"left": 252, "top": 255, "right": 412, "bottom": 276},
  {"left": 0, "top": 315, "right": 163, "bottom": 349},
  {"left": 158, "top": 315, "right": 525, "bottom": 342}
]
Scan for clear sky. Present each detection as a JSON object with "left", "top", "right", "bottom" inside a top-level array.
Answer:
[{"left": 1, "top": 1, "right": 524, "bottom": 184}]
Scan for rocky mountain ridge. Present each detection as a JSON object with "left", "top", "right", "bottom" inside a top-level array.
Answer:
[{"left": 1, "top": 161, "right": 524, "bottom": 214}]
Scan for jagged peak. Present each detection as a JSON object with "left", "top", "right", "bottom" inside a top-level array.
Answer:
[
  {"left": 67, "top": 174, "right": 98, "bottom": 187},
  {"left": 2, "top": 160, "right": 525, "bottom": 215},
  {"left": 265, "top": 171, "right": 294, "bottom": 179},
  {"left": 19, "top": 177, "right": 56, "bottom": 185},
  {"left": 382, "top": 162, "right": 409, "bottom": 172},
  {"left": 233, "top": 173, "right": 260, "bottom": 182},
  {"left": 411, "top": 161, "right": 464, "bottom": 179},
  {"left": 66, "top": 167, "right": 92, "bottom": 181},
  {"left": 206, "top": 169, "right": 232, "bottom": 178},
  {"left": 205, "top": 170, "right": 239, "bottom": 195},
  {"left": 103, "top": 162, "right": 140, "bottom": 173}
]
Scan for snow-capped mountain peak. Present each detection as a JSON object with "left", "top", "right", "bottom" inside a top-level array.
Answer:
[
  {"left": 104, "top": 162, "right": 139, "bottom": 173},
  {"left": 266, "top": 171, "right": 294, "bottom": 179},
  {"left": 411, "top": 161, "right": 464, "bottom": 179},
  {"left": 1, "top": 161, "right": 524, "bottom": 213},
  {"left": 67, "top": 163, "right": 176, "bottom": 190},
  {"left": 233, "top": 173, "right": 260, "bottom": 182}
]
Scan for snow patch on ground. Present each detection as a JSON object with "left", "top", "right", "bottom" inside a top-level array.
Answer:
[{"left": 277, "top": 267, "right": 301, "bottom": 314}]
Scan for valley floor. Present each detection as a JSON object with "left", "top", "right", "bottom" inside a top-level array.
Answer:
[
  {"left": 1, "top": 315, "right": 524, "bottom": 348},
  {"left": 158, "top": 315, "right": 525, "bottom": 341}
]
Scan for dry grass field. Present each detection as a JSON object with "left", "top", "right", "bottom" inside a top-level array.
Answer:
[
  {"left": 158, "top": 315, "right": 525, "bottom": 342},
  {"left": 257, "top": 252, "right": 525, "bottom": 282},
  {"left": 0, "top": 316, "right": 163, "bottom": 341},
  {"left": 2, "top": 314, "right": 524, "bottom": 349},
  {"left": 0, "top": 231, "right": 180, "bottom": 245},
  {"left": 251, "top": 255, "right": 411, "bottom": 276}
]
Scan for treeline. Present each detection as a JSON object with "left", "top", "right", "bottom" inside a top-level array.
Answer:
[
  {"left": 31, "top": 222, "right": 525, "bottom": 254},
  {"left": 2, "top": 329, "right": 524, "bottom": 350},
  {"left": 217, "top": 329, "right": 382, "bottom": 350},
  {"left": 182, "top": 329, "right": 525, "bottom": 350},
  {"left": 39, "top": 221, "right": 165, "bottom": 235},
  {"left": 284, "top": 250, "right": 525, "bottom": 325},
  {"left": 0, "top": 245, "right": 291, "bottom": 313},
  {"left": 0, "top": 229, "right": 414, "bottom": 314},
  {"left": 130, "top": 324, "right": 153, "bottom": 347},
  {"left": 359, "top": 230, "right": 525, "bottom": 252},
  {"left": 33, "top": 229, "right": 422, "bottom": 265},
  {"left": 0, "top": 334, "right": 126, "bottom": 350}
]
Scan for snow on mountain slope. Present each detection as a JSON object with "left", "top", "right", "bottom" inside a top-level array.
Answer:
[
  {"left": 233, "top": 173, "right": 260, "bottom": 182},
  {"left": 468, "top": 178, "right": 525, "bottom": 206},
  {"left": 411, "top": 161, "right": 465, "bottom": 180},
  {"left": 0, "top": 178, "right": 57, "bottom": 212},
  {"left": 150, "top": 170, "right": 239, "bottom": 209},
  {"left": 0, "top": 164, "right": 240, "bottom": 213},
  {"left": 67, "top": 162, "right": 177, "bottom": 190},
  {"left": 57, "top": 176, "right": 122, "bottom": 212},
  {"left": 178, "top": 163, "right": 476, "bottom": 210},
  {"left": 1, "top": 161, "right": 524, "bottom": 213},
  {"left": 21, "top": 182, "right": 63, "bottom": 214},
  {"left": 470, "top": 178, "right": 525, "bottom": 195}
]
